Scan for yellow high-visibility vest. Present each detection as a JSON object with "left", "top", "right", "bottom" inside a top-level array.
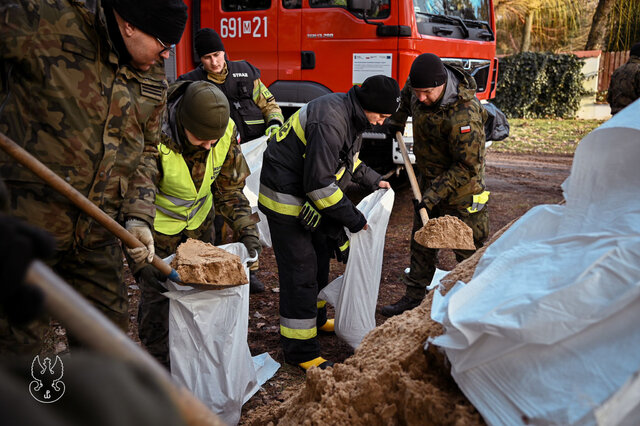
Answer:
[{"left": 154, "top": 120, "right": 235, "bottom": 235}]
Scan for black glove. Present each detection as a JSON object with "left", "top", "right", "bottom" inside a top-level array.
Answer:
[
  {"left": 240, "top": 234, "right": 262, "bottom": 258},
  {"left": 328, "top": 230, "right": 350, "bottom": 264},
  {"left": 298, "top": 201, "right": 321, "bottom": 231},
  {"left": 0, "top": 215, "right": 55, "bottom": 325},
  {"left": 412, "top": 199, "right": 428, "bottom": 214},
  {"left": 388, "top": 123, "right": 404, "bottom": 137}
]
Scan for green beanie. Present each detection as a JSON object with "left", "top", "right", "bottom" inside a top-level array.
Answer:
[{"left": 179, "top": 81, "right": 230, "bottom": 141}]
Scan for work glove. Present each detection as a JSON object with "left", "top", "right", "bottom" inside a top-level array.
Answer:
[
  {"left": 388, "top": 122, "right": 405, "bottom": 137},
  {"left": 0, "top": 214, "right": 55, "bottom": 325},
  {"left": 412, "top": 198, "right": 428, "bottom": 214},
  {"left": 298, "top": 201, "right": 321, "bottom": 231},
  {"left": 240, "top": 234, "right": 262, "bottom": 259},
  {"left": 329, "top": 229, "right": 350, "bottom": 264},
  {"left": 265, "top": 123, "right": 281, "bottom": 138},
  {"left": 125, "top": 218, "right": 155, "bottom": 264}
]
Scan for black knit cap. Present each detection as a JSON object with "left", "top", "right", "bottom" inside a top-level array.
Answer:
[
  {"left": 631, "top": 42, "right": 640, "bottom": 57},
  {"left": 111, "top": 0, "right": 188, "bottom": 45},
  {"left": 409, "top": 53, "right": 447, "bottom": 88},
  {"left": 195, "top": 28, "right": 226, "bottom": 58},
  {"left": 354, "top": 75, "right": 401, "bottom": 114}
]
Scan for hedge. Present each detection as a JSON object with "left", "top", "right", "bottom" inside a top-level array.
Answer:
[{"left": 494, "top": 52, "right": 587, "bottom": 119}]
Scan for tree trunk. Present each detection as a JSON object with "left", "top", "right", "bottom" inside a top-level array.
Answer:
[
  {"left": 585, "top": 0, "right": 616, "bottom": 51},
  {"left": 521, "top": 10, "right": 534, "bottom": 52}
]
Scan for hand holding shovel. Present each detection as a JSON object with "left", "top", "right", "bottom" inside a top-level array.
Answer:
[{"left": 395, "top": 131, "right": 475, "bottom": 250}]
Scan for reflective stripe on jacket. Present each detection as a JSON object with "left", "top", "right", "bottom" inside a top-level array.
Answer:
[
  {"left": 258, "top": 89, "right": 379, "bottom": 233},
  {"left": 154, "top": 121, "right": 234, "bottom": 235}
]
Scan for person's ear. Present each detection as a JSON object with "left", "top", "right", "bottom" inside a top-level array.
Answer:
[{"left": 122, "top": 21, "right": 136, "bottom": 38}]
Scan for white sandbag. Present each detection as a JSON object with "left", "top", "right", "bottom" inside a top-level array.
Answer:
[
  {"left": 240, "top": 136, "right": 271, "bottom": 247},
  {"left": 164, "top": 243, "right": 279, "bottom": 425},
  {"left": 429, "top": 100, "right": 640, "bottom": 425},
  {"left": 319, "top": 188, "right": 394, "bottom": 348}
]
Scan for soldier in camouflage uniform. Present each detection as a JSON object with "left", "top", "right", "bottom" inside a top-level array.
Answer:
[
  {"left": 133, "top": 81, "right": 259, "bottom": 369},
  {"left": 178, "top": 28, "right": 285, "bottom": 293},
  {"left": 382, "top": 53, "right": 489, "bottom": 317},
  {"left": 607, "top": 42, "right": 640, "bottom": 115},
  {"left": 0, "top": 0, "right": 188, "bottom": 354}
]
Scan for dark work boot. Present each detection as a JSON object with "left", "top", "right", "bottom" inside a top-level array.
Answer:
[
  {"left": 249, "top": 271, "right": 265, "bottom": 294},
  {"left": 380, "top": 295, "right": 422, "bottom": 317}
]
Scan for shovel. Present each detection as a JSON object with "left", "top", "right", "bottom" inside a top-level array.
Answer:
[
  {"left": 395, "top": 131, "right": 475, "bottom": 250},
  {"left": 0, "top": 132, "right": 239, "bottom": 289},
  {"left": 25, "top": 260, "right": 224, "bottom": 426}
]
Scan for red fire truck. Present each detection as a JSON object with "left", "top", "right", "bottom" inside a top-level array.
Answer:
[{"left": 167, "top": 0, "right": 498, "bottom": 173}]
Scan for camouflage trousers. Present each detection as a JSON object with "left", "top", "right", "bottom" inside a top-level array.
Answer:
[
  {"left": 133, "top": 214, "right": 213, "bottom": 370},
  {"left": 404, "top": 203, "right": 489, "bottom": 299},
  {"left": 0, "top": 242, "right": 126, "bottom": 356}
]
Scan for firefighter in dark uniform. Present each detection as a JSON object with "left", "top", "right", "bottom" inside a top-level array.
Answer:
[
  {"left": 133, "top": 81, "right": 260, "bottom": 369},
  {"left": 381, "top": 53, "right": 489, "bottom": 317},
  {"left": 178, "top": 28, "right": 284, "bottom": 293},
  {"left": 607, "top": 42, "right": 640, "bottom": 115},
  {"left": 258, "top": 75, "right": 400, "bottom": 370}
]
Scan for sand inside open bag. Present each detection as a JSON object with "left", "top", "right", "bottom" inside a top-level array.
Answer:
[{"left": 170, "top": 238, "right": 247, "bottom": 286}]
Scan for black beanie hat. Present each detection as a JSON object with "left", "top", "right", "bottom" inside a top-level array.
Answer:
[
  {"left": 179, "top": 82, "right": 230, "bottom": 141},
  {"left": 354, "top": 75, "right": 401, "bottom": 114},
  {"left": 111, "top": 0, "right": 188, "bottom": 45},
  {"left": 195, "top": 28, "right": 226, "bottom": 58},
  {"left": 409, "top": 53, "right": 447, "bottom": 88},
  {"left": 631, "top": 42, "right": 640, "bottom": 57}
]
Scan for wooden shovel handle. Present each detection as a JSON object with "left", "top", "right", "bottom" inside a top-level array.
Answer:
[
  {"left": 396, "top": 131, "right": 429, "bottom": 225},
  {"left": 26, "top": 261, "right": 223, "bottom": 426},
  {"left": 0, "top": 132, "right": 177, "bottom": 280}
]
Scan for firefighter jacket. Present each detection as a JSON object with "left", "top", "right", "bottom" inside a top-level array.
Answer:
[
  {"left": 178, "top": 61, "right": 284, "bottom": 142},
  {"left": 0, "top": 0, "right": 164, "bottom": 250},
  {"left": 258, "top": 88, "right": 381, "bottom": 233},
  {"left": 607, "top": 55, "right": 640, "bottom": 115},
  {"left": 389, "top": 64, "right": 488, "bottom": 211},
  {"left": 155, "top": 82, "right": 258, "bottom": 238}
]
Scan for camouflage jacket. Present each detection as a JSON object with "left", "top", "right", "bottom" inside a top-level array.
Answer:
[
  {"left": 160, "top": 81, "right": 258, "bottom": 238},
  {"left": 607, "top": 56, "right": 640, "bottom": 115},
  {"left": 0, "top": 0, "right": 165, "bottom": 249},
  {"left": 389, "top": 64, "right": 487, "bottom": 210}
]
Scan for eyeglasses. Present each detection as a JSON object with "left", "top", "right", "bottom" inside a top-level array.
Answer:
[{"left": 156, "top": 37, "right": 175, "bottom": 55}]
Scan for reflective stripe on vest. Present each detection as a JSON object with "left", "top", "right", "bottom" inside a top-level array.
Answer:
[
  {"left": 280, "top": 316, "right": 317, "bottom": 340},
  {"left": 467, "top": 190, "right": 490, "bottom": 213},
  {"left": 154, "top": 120, "right": 235, "bottom": 234},
  {"left": 258, "top": 184, "right": 305, "bottom": 216}
]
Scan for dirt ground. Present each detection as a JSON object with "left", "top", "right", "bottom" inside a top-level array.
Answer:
[{"left": 44, "top": 150, "right": 573, "bottom": 424}]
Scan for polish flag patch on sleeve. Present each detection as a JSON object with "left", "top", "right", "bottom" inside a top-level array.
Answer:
[{"left": 460, "top": 125, "right": 471, "bottom": 134}]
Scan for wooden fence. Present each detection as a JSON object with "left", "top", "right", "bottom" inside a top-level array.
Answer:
[{"left": 598, "top": 51, "right": 630, "bottom": 92}]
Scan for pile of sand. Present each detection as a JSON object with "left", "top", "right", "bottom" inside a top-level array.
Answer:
[
  {"left": 245, "top": 221, "right": 515, "bottom": 425},
  {"left": 414, "top": 215, "right": 476, "bottom": 250},
  {"left": 170, "top": 238, "right": 247, "bottom": 286},
  {"left": 247, "top": 291, "right": 482, "bottom": 425}
]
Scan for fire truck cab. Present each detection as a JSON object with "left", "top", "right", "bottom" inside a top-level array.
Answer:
[{"left": 168, "top": 0, "right": 497, "bottom": 172}]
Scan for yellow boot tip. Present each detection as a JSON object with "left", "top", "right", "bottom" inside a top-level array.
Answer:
[
  {"left": 298, "top": 357, "right": 334, "bottom": 371},
  {"left": 319, "top": 318, "right": 335, "bottom": 333}
]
